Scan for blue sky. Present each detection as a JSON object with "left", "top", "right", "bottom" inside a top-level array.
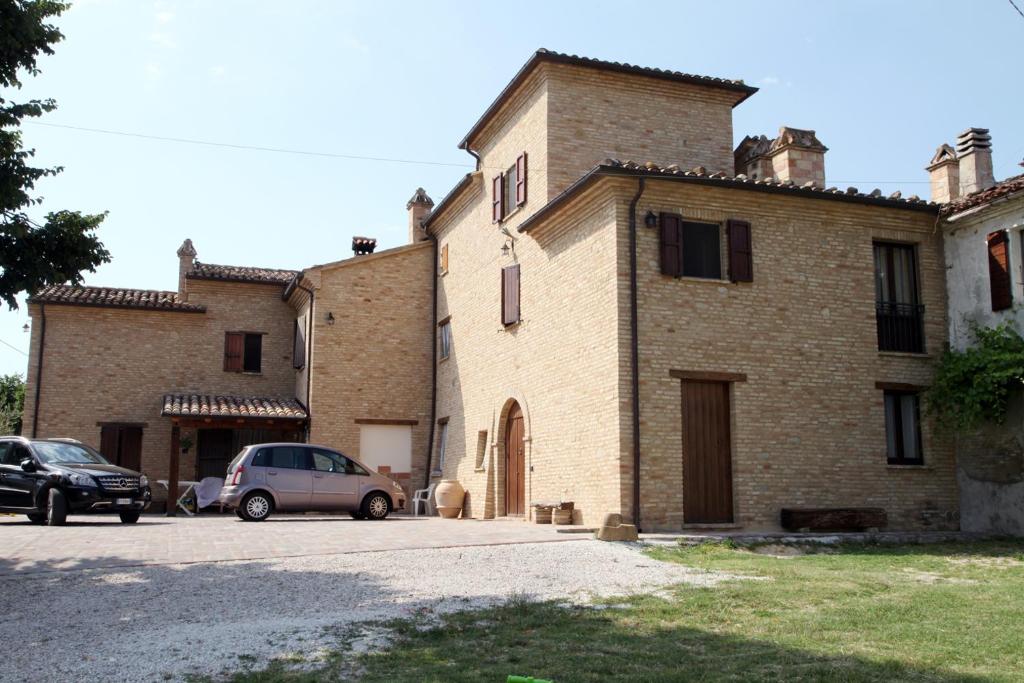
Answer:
[{"left": 2, "top": 0, "right": 1022, "bottom": 376}]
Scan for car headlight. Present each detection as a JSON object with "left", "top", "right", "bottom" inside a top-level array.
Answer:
[
  {"left": 67, "top": 472, "right": 96, "bottom": 487},
  {"left": 139, "top": 474, "right": 149, "bottom": 488}
]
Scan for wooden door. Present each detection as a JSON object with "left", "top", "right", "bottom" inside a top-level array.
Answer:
[
  {"left": 118, "top": 427, "right": 143, "bottom": 472},
  {"left": 197, "top": 429, "right": 234, "bottom": 480},
  {"left": 681, "top": 381, "right": 734, "bottom": 524},
  {"left": 504, "top": 403, "right": 525, "bottom": 516}
]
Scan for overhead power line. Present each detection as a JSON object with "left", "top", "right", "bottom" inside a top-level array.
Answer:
[
  {"left": 0, "top": 337, "right": 28, "bottom": 357},
  {"left": 1009, "top": 0, "right": 1024, "bottom": 20}
]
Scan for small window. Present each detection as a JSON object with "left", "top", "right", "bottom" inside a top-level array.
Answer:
[
  {"left": 434, "top": 419, "right": 449, "bottom": 475},
  {"left": 884, "top": 391, "right": 923, "bottom": 465},
  {"left": 292, "top": 320, "right": 306, "bottom": 370},
  {"left": 439, "top": 320, "right": 451, "bottom": 360},
  {"left": 501, "top": 264, "right": 520, "bottom": 326},
  {"left": 225, "top": 332, "right": 263, "bottom": 373},
  {"left": 491, "top": 152, "right": 527, "bottom": 223},
  {"left": 681, "top": 221, "right": 722, "bottom": 279},
  {"left": 504, "top": 163, "right": 518, "bottom": 216},
  {"left": 440, "top": 243, "right": 449, "bottom": 274}
]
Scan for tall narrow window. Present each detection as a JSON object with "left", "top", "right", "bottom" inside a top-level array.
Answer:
[
  {"left": 883, "top": 391, "right": 923, "bottom": 465},
  {"left": 504, "top": 163, "right": 518, "bottom": 214},
  {"left": 243, "top": 333, "right": 262, "bottom": 373},
  {"left": 439, "top": 319, "right": 451, "bottom": 360},
  {"left": 434, "top": 419, "right": 449, "bottom": 475},
  {"left": 292, "top": 319, "right": 306, "bottom": 370},
  {"left": 988, "top": 230, "right": 1012, "bottom": 311},
  {"left": 681, "top": 221, "right": 722, "bottom": 279},
  {"left": 874, "top": 242, "right": 924, "bottom": 353},
  {"left": 501, "top": 264, "right": 520, "bottom": 326}
]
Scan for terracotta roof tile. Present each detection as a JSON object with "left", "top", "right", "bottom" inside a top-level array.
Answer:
[
  {"left": 187, "top": 262, "right": 298, "bottom": 285},
  {"left": 161, "top": 394, "right": 308, "bottom": 420},
  {"left": 28, "top": 285, "right": 205, "bottom": 312},
  {"left": 941, "top": 173, "right": 1024, "bottom": 216}
]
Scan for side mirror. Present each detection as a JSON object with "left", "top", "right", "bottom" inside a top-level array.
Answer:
[{"left": 20, "top": 459, "right": 36, "bottom": 473}]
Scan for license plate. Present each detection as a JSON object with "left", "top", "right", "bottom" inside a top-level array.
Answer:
[{"left": 116, "top": 498, "right": 132, "bottom": 506}]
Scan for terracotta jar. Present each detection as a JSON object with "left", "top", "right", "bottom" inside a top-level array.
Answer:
[{"left": 434, "top": 480, "right": 465, "bottom": 519}]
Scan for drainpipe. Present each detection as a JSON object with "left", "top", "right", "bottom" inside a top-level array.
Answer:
[
  {"left": 295, "top": 279, "right": 315, "bottom": 440},
  {"left": 31, "top": 303, "right": 46, "bottom": 438},
  {"left": 466, "top": 148, "right": 481, "bottom": 172},
  {"left": 628, "top": 178, "right": 646, "bottom": 531},
  {"left": 423, "top": 234, "right": 440, "bottom": 489}
]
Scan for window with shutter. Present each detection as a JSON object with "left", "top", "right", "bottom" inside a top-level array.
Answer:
[
  {"left": 659, "top": 213, "right": 683, "bottom": 277},
  {"left": 224, "top": 332, "right": 244, "bottom": 371},
  {"left": 492, "top": 175, "right": 503, "bottom": 223},
  {"left": 501, "top": 264, "right": 520, "bottom": 326},
  {"left": 243, "top": 333, "right": 263, "bottom": 373},
  {"left": 988, "top": 230, "right": 1012, "bottom": 311},
  {"left": 504, "top": 163, "right": 517, "bottom": 214},
  {"left": 681, "top": 222, "right": 722, "bottom": 279},
  {"left": 515, "top": 152, "right": 527, "bottom": 206},
  {"left": 726, "top": 219, "right": 753, "bottom": 282},
  {"left": 440, "top": 243, "right": 449, "bottom": 274},
  {"left": 292, "top": 319, "right": 306, "bottom": 370}
]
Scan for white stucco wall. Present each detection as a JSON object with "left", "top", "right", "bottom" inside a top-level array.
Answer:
[{"left": 944, "top": 197, "right": 1024, "bottom": 349}]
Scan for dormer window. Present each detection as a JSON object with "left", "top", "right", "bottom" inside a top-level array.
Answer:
[{"left": 492, "top": 152, "right": 528, "bottom": 222}]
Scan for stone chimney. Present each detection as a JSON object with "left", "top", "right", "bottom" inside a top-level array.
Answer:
[
  {"left": 176, "top": 238, "right": 196, "bottom": 296},
  {"left": 956, "top": 128, "right": 995, "bottom": 196},
  {"left": 734, "top": 127, "right": 827, "bottom": 187},
  {"left": 352, "top": 236, "right": 377, "bottom": 256},
  {"left": 926, "top": 143, "right": 960, "bottom": 204},
  {"left": 406, "top": 187, "right": 434, "bottom": 243}
]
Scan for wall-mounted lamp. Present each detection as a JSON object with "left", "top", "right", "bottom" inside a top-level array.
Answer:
[
  {"left": 326, "top": 312, "right": 335, "bottom": 326},
  {"left": 644, "top": 211, "right": 658, "bottom": 229},
  {"left": 501, "top": 242, "right": 511, "bottom": 256},
  {"left": 499, "top": 225, "right": 516, "bottom": 257},
  {"left": 22, "top": 323, "right": 29, "bottom": 333}
]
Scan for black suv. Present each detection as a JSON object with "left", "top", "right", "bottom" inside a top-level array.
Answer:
[{"left": 0, "top": 437, "right": 152, "bottom": 525}]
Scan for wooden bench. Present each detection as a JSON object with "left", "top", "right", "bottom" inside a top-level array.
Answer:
[{"left": 780, "top": 507, "right": 887, "bottom": 532}]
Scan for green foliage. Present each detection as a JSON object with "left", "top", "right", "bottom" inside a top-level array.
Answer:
[
  {"left": 0, "top": 0, "right": 110, "bottom": 309},
  {"left": 0, "top": 372, "right": 25, "bottom": 434},
  {"left": 926, "top": 323, "right": 1024, "bottom": 431}
]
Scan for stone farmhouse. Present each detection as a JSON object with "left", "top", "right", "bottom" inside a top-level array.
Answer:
[{"left": 23, "top": 49, "right": 979, "bottom": 531}]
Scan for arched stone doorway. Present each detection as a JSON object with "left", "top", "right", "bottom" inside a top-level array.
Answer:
[{"left": 503, "top": 401, "right": 526, "bottom": 516}]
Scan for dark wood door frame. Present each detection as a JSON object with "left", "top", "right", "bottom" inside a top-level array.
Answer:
[{"left": 503, "top": 402, "right": 525, "bottom": 517}]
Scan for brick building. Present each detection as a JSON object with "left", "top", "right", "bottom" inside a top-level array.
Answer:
[{"left": 22, "top": 49, "right": 962, "bottom": 530}]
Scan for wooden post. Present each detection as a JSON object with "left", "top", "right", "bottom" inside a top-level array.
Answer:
[{"left": 167, "top": 423, "right": 180, "bottom": 516}]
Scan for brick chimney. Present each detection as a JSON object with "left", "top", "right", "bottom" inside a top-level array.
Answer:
[
  {"left": 406, "top": 187, "right": 434, "bottom": 243},
  {"left": 926, "top": 143, "right": 960, "bottom": 204},
  {"left": 734, "top": 127, "right": 827, "bottom": 187},
  {"left": 957, "top": 128, "right": 995, "bottom": 196},
  {"left": 352, "top": 236, "right": 377, "bottom": 256},
  {"left": 176, "top": 238, "right": 196, "bottom": 296}
]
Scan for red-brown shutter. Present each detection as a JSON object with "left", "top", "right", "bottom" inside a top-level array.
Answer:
[
  {"left": 224, "top": 332, "right": 244, "bottom": 371},
  {"left": 515, "top": 152, "right": 527, "bottom": 206},
  {"left": 726, "top": 219, "right": 753, "bottom": 282},
  {"left": 502, "top": 264, "right": 520, "bottom": 326},
  {"left": 492, "top": 175, "right": 503, "bottom": 223},
  {"left": 988, "top": 230, "right": 1012, "bottom": 311},
  {"left": 119, "top": 426, "right": 143, "bottom": 471},
  {"left": 659, "top": 213, "right": 683, "bottom": 277}
]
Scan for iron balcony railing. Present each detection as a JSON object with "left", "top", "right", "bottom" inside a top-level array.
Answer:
[{"left": 876, "top": 302, "right": 925, "bottom": 353}]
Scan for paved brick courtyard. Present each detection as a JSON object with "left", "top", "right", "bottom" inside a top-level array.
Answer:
[{"left": 0, "top": 513, "right": 586, "bottom": 575}]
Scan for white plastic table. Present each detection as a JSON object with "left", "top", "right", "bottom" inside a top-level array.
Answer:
[{"left": 156, "top": 479, "right": 200, "bottom": 516}]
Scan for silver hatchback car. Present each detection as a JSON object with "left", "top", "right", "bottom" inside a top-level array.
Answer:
[{"left": 218, "top": 443, "right": 406, "bottom": 521}]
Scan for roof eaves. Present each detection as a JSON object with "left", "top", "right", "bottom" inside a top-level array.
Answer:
[
  {"left": 458, "top": 49, "right": 757, "bottom": 151},
  {"left": 422, "top": 172, "right": 477, "bottom": 232}
]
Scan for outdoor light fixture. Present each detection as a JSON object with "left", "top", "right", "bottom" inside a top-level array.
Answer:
[
  {"left": 501, "top": 242, "right": 510, "bottom": 256},
  {"left": 22, "top": 323, "right": 29, "bottom": 333},
  {"left": 644, "top": 211, "right": 658, "bottom": 228},
  {"left": 326, "top": 312, "right": 335, "bottom": 325},
  {"left": 499, "top": 225, "right": 516, "bottom": 256}
]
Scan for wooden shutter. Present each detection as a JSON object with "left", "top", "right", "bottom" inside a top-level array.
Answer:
[
  {"left": 502, "top": 264, "right": 520, "bottom": 326},
  {"left": 440, "top": 243, "right": 449, "bottom": 273},
  {"left": 292, "top": 320, "right": 306, "bottom": 369},
  {"left": 119, "top": 427, "right": 143, "bottom": 471},
  {"left": 659, "top": 213, "right": 683, "bottom": 277},
  {"left": 99, "top": 425, "right": 119, "bottom": 462},
  {"left": 726, "top": 219, "right": 753, "bottom": 282},
  {"left": 492, "top": 175, "right": 503, "bottom": 223},
  {"left": 515, "top": 152, "right": 527, "bottom": 206},
  {"left": 988, "top": 230, "right": 1012, "bottom": 311},
  {"left": 224, "top": 332, "right": 244, "bottom": 371}
]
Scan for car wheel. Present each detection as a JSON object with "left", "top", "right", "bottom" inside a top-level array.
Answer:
[
  {"left": 240, "top": 492, "right": 273, "bottom": 521},
  {"left": 361, "top": 492, "right": 391, "bottom": 520},
  {"left": 235, "top": 509, "right": 246, "bottom": 520},
  {"left": 45, "top": 488, "right": 68, "bottom": 526},
  {"left": 119, "top": 512, "right": 140, "bottom": 524},
  {"left": 26, "top": 513, "right": 45, "bottom": 524},
  {"left": 349, "top": 511, "right": 366, "bottom": 520}
]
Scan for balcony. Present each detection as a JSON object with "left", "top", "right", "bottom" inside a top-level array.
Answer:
[{"left": 876, "top": 302, "right": 925, "bottom": 353}]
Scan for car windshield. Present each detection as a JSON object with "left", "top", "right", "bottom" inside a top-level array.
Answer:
[{"left": 32, "top": 441, "right": 110, "bottom": 465}]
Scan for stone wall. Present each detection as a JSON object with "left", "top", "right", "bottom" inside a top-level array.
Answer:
[{"left": 957, "top": 392, "right": 1024, "bottom": 536}]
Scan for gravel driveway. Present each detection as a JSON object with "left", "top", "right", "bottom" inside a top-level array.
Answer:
[{"left": 0, "top": 518, "right": 733, "bottom": 681}]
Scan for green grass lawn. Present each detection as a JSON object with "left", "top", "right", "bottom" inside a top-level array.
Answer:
[{"left": 225, "top": 540, "right": 1024, "bottom": 683}]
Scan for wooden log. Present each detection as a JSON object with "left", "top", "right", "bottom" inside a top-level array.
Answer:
[{"left": 780, "top": 507, "right": 887, "bottom": 532}]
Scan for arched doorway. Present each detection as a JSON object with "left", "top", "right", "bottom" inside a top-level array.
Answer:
[{"left": 504, "top": 401, "right": 525, "bottom": 516}]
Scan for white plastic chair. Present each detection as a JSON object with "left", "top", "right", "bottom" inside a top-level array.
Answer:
[{"left": 412, "top": 482, "right": 438, "bottom": 516}]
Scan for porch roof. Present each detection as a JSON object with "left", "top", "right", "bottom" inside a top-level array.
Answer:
[{"left": 161, "top": 394, "right": 308, "bottom": 421}]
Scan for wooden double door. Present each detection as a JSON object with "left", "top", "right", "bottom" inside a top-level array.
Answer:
[
  {"left": 681, "top": 380, "right": 734, "bottom": 524},
  {"left": 504, "top": 402, "right": 525, "bottom": 516}
]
